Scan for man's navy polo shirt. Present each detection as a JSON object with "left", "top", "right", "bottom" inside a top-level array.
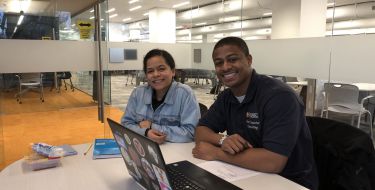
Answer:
[{"left": 199, "top": 70, "right": 318, "bottom": 190}]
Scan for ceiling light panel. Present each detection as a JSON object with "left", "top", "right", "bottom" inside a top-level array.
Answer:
[
  {"left": 263, "top": 12, "right": 272, "bottom": 16},
  {"left": 129, "top": 5, "right": 142, "bottom": 11},
  {"left": 173, "top": 1, "right": 190, "bottom": 8},
  {"left": 326, "top": 8, "right": 346, "bottom": 19},
  {"left": 123, "top": 17, "right": 132, "bottom": 22},
  {"left": 109, "top": 14, "right": 118, "bottom": 18},
  {"left": 106, "top": 8, "right": 116, "bottom": 13},
  {"left": 227, "top": 1, "right": 241, "bottom": 10},
  {"left": 129, "top": 0, "right": 139, "bottom": 4},
  {"left": 219, "top": 16, "right": 240, "bottom": 22},
  {"left": 195, "top": 22, "right": 207, "bottom": 26},
  {"left": 181, "top": 9, "right": 200, "bottom": 20}
]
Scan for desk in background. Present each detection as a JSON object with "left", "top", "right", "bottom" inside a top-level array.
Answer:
[
  {"left": 353, "top": 83, "right": 375, "bottom": 92},
  {"left": 0, "top": 143, "right": 307, "bottom": 190},
  {"left": 286, "top": 81, "right": 308, "bottom": 86},
  {"left": 287, "top": 81, "right": 308, "bottom": 108}
]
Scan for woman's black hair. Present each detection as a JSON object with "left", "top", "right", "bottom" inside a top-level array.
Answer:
[{"left": 143, "top": 49, "right": 175, "bottom": 73}]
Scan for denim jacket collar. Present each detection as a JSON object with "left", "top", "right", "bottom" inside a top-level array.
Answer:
[{"left": 143, "top": 81, "right": 177, "bottom": 105}]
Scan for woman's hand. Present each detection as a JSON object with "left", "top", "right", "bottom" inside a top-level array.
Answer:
[
  {"left": 139, "top": 120, "right": 152, "bottom": 129},
  {"left": 146, "top": 129, "right": 166, "bottom": 144}
]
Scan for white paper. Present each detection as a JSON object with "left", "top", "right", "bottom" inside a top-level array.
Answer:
[{"left": 197, "top": 161, "right": 260, "bottom": 182}]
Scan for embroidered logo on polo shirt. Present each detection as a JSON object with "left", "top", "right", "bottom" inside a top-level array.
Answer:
[{"left": 246, "top": 112, "right": 260, "bottom": 130}]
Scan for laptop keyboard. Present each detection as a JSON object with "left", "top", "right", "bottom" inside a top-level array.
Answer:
[{"left": 166, "top": 166, "right": 205, "bottom": 190}]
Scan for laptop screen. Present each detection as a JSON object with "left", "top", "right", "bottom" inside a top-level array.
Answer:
[{"left": 107, "top": 118, "right": 173, "bottom": 190}]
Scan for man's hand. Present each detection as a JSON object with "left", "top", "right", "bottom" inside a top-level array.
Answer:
[
  {"left": 146, "top": 129, "right": 166, "bottom": 144},
  {"left": 139, "top": 120, "right": 152, "bottom": 129},
  {"left": 192, "top": 141, "right": 220, "bottom": 161},
  {"left": 221, "top": 134, "right": 252, "bottom": 155}
]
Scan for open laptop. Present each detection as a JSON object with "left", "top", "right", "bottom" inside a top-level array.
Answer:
[{"left": 107, "top": 118, "right": 241, "bottom": 190}]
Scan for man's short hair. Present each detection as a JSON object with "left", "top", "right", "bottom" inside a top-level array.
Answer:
[{"left": 213, "top": 36, "right": 251, "bottom": 58}]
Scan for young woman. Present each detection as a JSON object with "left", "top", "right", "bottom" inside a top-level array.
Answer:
[{"left": 121, "top": 49, "right": 200, "bottom": 144}]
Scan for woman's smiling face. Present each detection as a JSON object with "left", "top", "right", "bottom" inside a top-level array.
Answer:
[{"left": 145, "top": 55, "right": 175, "bottom": 94}]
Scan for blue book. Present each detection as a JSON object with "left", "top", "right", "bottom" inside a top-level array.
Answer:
[
  {"left": 58, "top": 144, "right": 78, "bottom": 157},
  {"left": 93, "top": 139, "right": 121, "bottom": 159}
]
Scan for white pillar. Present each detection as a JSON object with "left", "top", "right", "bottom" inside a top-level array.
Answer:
[
  {"left": 149, "top": 8, "right": 176, "bottom": 43},
  {"left": 271, "top": 0, "right": 327, "bottom": 39},
  {"left": 271, "top": 0, "right": 328, "bottom": 116}
]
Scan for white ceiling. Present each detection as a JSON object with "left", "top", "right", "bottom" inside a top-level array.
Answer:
[
  {"left": 1, "top": 0, "right": 375, "bottom": 40},
  {"left": 105, "top": 0, "right": 375, "bottom": 25},
  {"left": 1, "top": 0, "right": 374, "bottom": 21},
  {"left": 0, "top": 0, "right": 95, "bottom": 15}
]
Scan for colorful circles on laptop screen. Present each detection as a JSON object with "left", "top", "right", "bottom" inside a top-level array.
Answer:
[
  {"left": 128, "top": 146, "right": 141, "bottom": 167},
  {"left": 124, "top": 134, "right": 131, "bottom": 145},
  {"left": 141, "top": 158, "right": 157, "bottom": 180},
  {"left": 120, "top": 147, "right": 133, "bottom": 166},
  {"left": 133, "top": 138, "right": 146, "bottom": 157},
  {"left": 132, "top": 163, "right": 142, "bottom": 180},
  {"left": 152, "top": 164, "right": 171, "bottom": 188},
  {"left": 152, "top": 182, "right": 160, "bottom": 190},
  {"left": 114, "top": 133, "right": 126, "bottom": 148},
  {"left": 147, "top": 145, "right": 159, "bottom": 164}
]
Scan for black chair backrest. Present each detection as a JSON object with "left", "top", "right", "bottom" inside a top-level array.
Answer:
[
  {"left": 58, "top": 72, "right": 72, "bottom": 79},
  {"left": 306, "top": 116, "right": 375, "bottom": 190},
  {"left": 199, "top": 103, "right": 208, "bottom": 117}
]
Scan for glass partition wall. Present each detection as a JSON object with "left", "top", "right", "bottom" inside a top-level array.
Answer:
[{"left": 0, "top": 0, "right": 115, "bottom": 170}]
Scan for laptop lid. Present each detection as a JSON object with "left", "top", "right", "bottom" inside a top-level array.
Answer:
[{"left": 107, "top": 118, "right": 173, "bottom": 190}]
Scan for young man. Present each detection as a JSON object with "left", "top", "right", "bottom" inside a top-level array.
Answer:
[{"left": 192, "top": 37, "right": 318, "bottom": 190}]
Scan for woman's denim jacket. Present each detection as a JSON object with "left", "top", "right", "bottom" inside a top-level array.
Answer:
[{"left": 121, "top": 81, "right": 200, "bottom": 142}]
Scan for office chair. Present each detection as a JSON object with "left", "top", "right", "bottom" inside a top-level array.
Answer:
[
  {"left": 57, "top": 72, "right": 74, "bottom": 92},
  {"left": 15, "top": 72, "right": 44, "bottom": 104},
  {"left": 125, "top": 70, "right": 137, "bottom": 86},
  {"left": 321, "top": 83, "right": 373, "bottom": 139},
  {"left": 306, "top": 116, "right": 375, "bottom": 190},
  {"left": 135, "top": 71, "right": 146, "bottom": 86}
]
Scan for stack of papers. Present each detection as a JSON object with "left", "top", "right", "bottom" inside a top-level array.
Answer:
[
  {"left": 93, "top": 139, "right": 121, "bottom": 159},
  {"left": 197, "top": 161, "right": 260, "bottom": 182}
]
